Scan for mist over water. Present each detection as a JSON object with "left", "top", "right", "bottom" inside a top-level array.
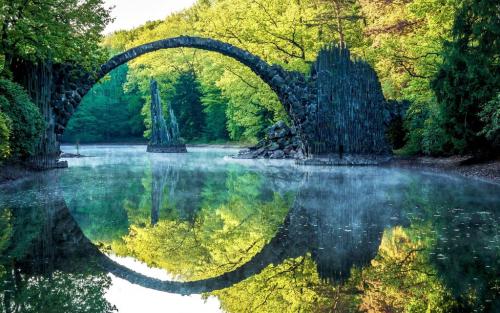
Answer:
[{"left": 1, "top": 145, "right": 499, "bottom": 312}]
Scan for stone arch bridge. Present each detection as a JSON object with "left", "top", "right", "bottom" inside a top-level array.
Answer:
[{"left": 15, "top": 36, "right": 394, "bottom": 168}]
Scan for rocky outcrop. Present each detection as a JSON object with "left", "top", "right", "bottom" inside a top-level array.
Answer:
[
  {"left": 11, "top": 61, "right": 78, "bottom": 169},
  {"left": 311, "top": 45, "right": 391, "bottom": 155},
  {"left": 296, "top": 154, "right": 392, "bottom": 166},
  {"left": 236, "top": 121, "right": 305, "bottom": 159},
  {"left": 147, "top": 79, "right": 187, "bottom": 153}
]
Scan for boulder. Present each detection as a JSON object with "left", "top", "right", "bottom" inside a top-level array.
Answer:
[
  {"left": 270, "top": 150, "right": 285, "bottom": 159},
  {"left": 269, "top": 142, "right": 280, "bottom": 151},
  {"left": 234, "top": 120, "right": 305, "bottom": 160}
]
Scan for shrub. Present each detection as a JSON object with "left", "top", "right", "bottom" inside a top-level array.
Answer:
[
  {"left": 421, "top": 107, "right": 452, "bottom": 155},
  {"left": 401, "top": 100, "right": 452, "bottom": 156},
  {"left": 479, "top": 93, "right": 500, "bottom": 151},
  {"left": 0, "top": 110, "right": 11, "bottom": 159},
  {"left": 0, "top": 78, "right": 44, "bottom": 159}
]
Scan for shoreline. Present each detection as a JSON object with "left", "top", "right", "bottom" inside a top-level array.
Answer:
[
  {"left": 60, "top": 143, "right": 246, "bottom": 149},
  {"left": 0, "top": 163, "right": 48, "bottom": 186},
  {"left": 386, "top": 156, "right": 500, "bottom": 185},
  {"left": 2, "top": 151, "right": 499, "bottom": 186}
]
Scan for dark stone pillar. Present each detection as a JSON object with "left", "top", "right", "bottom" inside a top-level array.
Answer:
[
  {"left": 147, "top": 79, "right": 187, "bottom": 153},
  {"left": 312, "top": 45, "right": 392, "bottom": 156},
  {"left": 11, "top": 60, "right": 68, "bottom": 169}
]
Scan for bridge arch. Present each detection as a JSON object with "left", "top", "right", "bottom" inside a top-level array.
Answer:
[{"left": 55, "top": 36, "right": 312, "bottom": 150}]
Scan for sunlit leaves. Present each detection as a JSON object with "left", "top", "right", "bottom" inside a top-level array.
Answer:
[
  {"left": 6, "top": 272, "right": 116, "bottom": 313},
  {"left": 356, "top": 226, "right": 456, "bottom": 312},
  {"left": 211, "top": 255, "right": 350, "bottom": 313},
  {"left": 0, "top": 0, "right": 112, "bottom": 69},
  {"left": 122, "top": 185, "right": 290, "bottom": 280}
]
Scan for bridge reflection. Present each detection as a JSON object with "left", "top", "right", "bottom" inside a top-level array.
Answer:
[
  {"left": 0, "top": 167, "right": 405, "bottom": 296},
  {"left": 2, "top": 161, "right": 499, "bottom": 312}
]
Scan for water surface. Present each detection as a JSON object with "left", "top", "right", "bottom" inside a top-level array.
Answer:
[{"left": 1, "top": 145, "right": 499, "bottom": 312}]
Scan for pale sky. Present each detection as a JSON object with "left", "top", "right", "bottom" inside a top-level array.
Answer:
[
  {"left": 105, "top": 255, "right": 222, "bottom": 313},
  {"left": 103, "top": 0, "right": 197, "bottom": 34}
]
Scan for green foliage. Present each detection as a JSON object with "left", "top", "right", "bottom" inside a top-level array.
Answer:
[
  {"left": 118, "top": 169, "right": 291, "bottom": 280},
  {"left": 201, "top": 83, "right": 229, "bottom": 141},
  {"left": 479, "top": 93, "right": 500, "bottom": 149},
  {"left": 432, "top": 0, "right": 500, "bottom": 155},
  {"left": 63, "top": 65, "right": 145, "bottom": 143},
  {"left": 102, "top": 0, "right": 365, "bottom": 143},
  {"left": 360, "top": 0, "right": 457, "bottom": 101},
  {"left": 0, "top": 208, "right": 12, "bottom": 256},
  {"left": 2, "top": 0, "right": 491, "bottom": 154},
  {"left": 402, "top": 101, "right": 452, "bottom": 155},
  {"left": 61, "top": 164, "right": 141, "bottom": 243},
  {"left": 0, "top": 0, "right": 112, "bottom": 69},
  {"left": 211, "top": 254, "right": 354, "bottom": 313},
  {"left": 0, "top": 109, "right": 11, "bottom": 159},
  {"left": 98, "top": 0, "right": 485, "bottom": 153},
  {"left": 359, "top": 0, "right": 460, "bottom": 155},
  {"left": 170, "top": 70, "right": 205, "bottom": 141},
  {"left": 355, "top": 226, "right": 458, "bottom": 312},
  {"left": 0, "top": 78, "right": 44, "bottom": 159},
  {"left": 0, "top": 205, "right": 115, "bottom": 313},
  {"left": 3, "top": 272, "right": 117, "bottom": 313}
]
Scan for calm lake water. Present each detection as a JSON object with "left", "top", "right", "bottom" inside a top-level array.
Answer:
[{"left": 0, "top": 145, "right": 499, "bottom": 313}]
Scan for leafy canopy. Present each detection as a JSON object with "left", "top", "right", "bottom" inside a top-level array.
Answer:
[
  {"left": 0, "top": 0, "right": 113, "bottom": 69},
  {"left": 0, "top": 78, "right": 44, "bottom": 159}
]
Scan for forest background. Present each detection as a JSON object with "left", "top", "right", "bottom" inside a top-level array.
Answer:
[{"left": 0, "top": 0, "right": 498, "bottom": 158}]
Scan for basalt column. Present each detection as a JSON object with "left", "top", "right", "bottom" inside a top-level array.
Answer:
[
  {"left": 147, "top": 79, "right": 187, "bottom": 153},
  {"left": 312, "top": 46, "right": 391, "bottom": 158},
  {"left": 11, "top": 61, "right": 69, "bottom": 169}
]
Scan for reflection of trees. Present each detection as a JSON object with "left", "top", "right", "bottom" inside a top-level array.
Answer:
[
  {"left": 206, "top": 170, "right": 405, "bottom": 312},
  {"left": 356, "top": 226, "right": 457, "bottom": 312},
  {"left": 194, "top": 171, "right": 499, "bottom": 313},
  {"left": 61, "top": 165, "right": 143, "bottom": 243},
  {"left": 125, "top": 160, "right": 211, "bottom": 227},
  {"left": 0, "top": 175, "right": 116, "bottom": 313},
  {"left": 123, "top": 164, "right": 293, "bottom": 280},
  {"left": 294, "top": 171, "right": 405, "bottom": 282},
  {"left": 2, "top": 167, "right": 499, "bottom": 313},
  {"left": 352, "top": 175, "right": 500, "bottom": 313},
  {"left": 431, "top": 209, "right": 500, "bottom": 312},
  {"left": 411, "top": 178, "right": 500, "bottom": 312},
  {"left": 105, "top": 168, "right": 408, "bottom": 311}
]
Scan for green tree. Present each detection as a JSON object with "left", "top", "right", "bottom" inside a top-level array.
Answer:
[
  {"left": 0, "top": 109, "right": 11, "bottom": 159},
  {"left": 63, "top": 65, "right": 146, "bottom": 143},
  {"left": 2, "top": 271, "right": 117, "bottom": 313},
  {"left": 103, "top": 0, "right": 368, "bottom": 144},
  {"left": 0, "top": 0, "right": 112, "bottom": 70},
  {"left": 0, "top": 78, "right": 44, "bottom": 159},
  {"left": 432, "top": 0, "right": 500, "bottom": 155},
  {"left": 479, "top": 93, "right": 500, "bottom": 149},
  {"left": 201, "top": 83, "right": 229, "bottom": 141},
  {"left": 359, "top": 0, "right": 459, "bottom": 155},
  {"left": 0, "top": 211, "right": 117, "bottom": 313},
  {"left": 170, "top": 70, "right": 205, "bottom": 141},
  {"left": 0, "top": 0, "right": 112, "bottom": 160}
]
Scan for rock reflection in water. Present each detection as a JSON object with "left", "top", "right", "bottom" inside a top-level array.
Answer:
[
  {"left": 294, "top": 171, "right": 406, "bottom": 282},
  {"left": 150, "top": 161, "right": 179, "bottom": 226}
]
